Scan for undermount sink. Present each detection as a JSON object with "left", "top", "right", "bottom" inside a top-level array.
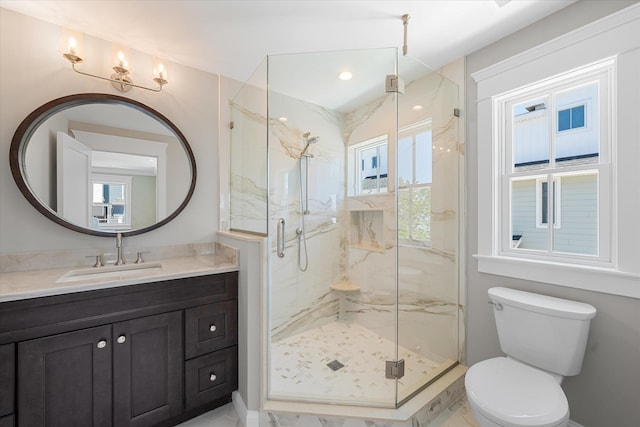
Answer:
[{"left": 56, "top": 262, "right": 163, "bottom": 283}]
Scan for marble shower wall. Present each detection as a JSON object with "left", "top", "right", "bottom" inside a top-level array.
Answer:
[
  {"left": 344, "top": 67, "right": 460, "bottom": 365},
  {"left": 229, "top": 54, "right": 462, "bottom": 368},
  {"left": 230, "top": 60, "right": 269, "bottom": 235},
  {"left": 267, "top": 91, "right": 346, "bottom": 340}
]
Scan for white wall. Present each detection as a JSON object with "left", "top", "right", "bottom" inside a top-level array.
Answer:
[
  {"left": 465, "top": 1, "right": 640, "bottom": 426},
  {"left": 0, "top": 8, "right": 219, "bottom": 254}
]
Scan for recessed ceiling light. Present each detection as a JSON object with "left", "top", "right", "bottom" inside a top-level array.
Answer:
[
  {"left": 338, "top": 71, "right": 353, "bottom": 81},
  {"left": 412, "top": 105, "right": 423, "bottom": 111},
  {"left": 278, "top": 117, "right": 288, "bottom": 122}
]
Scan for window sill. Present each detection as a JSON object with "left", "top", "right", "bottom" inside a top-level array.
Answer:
[{"left": 473, "top": 254, "right": 640, "bottom": 299}]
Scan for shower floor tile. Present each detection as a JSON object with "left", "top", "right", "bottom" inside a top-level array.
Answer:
[{"left": 270, "top": 321, "right": 450, "bottom": 405}]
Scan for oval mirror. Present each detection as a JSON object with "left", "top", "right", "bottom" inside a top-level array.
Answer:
[{"left": 10, "top": 93, "right": 197, "bottom": 237}]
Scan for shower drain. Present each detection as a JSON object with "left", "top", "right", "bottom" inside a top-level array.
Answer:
[{"left": 326, "top": 360, "right": 345, "bottom": 371}]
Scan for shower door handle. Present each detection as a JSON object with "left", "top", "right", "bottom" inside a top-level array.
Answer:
[{"left": 277, "top": 218, "right": 286, "bottom": 258}]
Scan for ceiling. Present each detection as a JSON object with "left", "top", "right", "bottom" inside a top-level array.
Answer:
[{"left": 1, "top": 0, "right": 577, "bottom": 85}]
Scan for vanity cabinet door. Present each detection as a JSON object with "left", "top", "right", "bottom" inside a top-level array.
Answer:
[
  {"left": 17, "top": 325, "right": 112, "bottom": 427},
  {"left": 0, "top": 344, "right": 14, "bottom": 418},
  {"left": 112, "top": 311, "right": 183, "bottom": 427}
]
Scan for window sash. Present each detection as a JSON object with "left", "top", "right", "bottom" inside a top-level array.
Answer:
[{"left": 498, "top": 66, "right": 611, "bottom": 265}]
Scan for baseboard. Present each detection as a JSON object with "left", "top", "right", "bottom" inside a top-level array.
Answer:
[
  {"left": 568, "top": 420, "right": 585, "bottom": 427},
  {"left": 232, "top": 391, "right": 261, "bottom": 427}
]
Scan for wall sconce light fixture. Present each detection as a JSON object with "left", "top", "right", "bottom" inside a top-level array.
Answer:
[{"left": 61, "top": 29, "right": 168, "bottom": 93}]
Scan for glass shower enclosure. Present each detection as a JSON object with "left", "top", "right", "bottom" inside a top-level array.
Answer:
[{"left": 230, "top": 47, "right": 460, "bottom": 408}]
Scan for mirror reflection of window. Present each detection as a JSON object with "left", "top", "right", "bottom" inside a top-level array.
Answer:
[{"left": 91, "top": 175, "right": 132, "bottom": 230}]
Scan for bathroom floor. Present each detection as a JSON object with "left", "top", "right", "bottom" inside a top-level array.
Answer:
[
  {"left": 269, "top": 321, "right": 454, "bottom": 405},
  {"left": 177, "top": 395, "right": 480, "bottom": 427}
]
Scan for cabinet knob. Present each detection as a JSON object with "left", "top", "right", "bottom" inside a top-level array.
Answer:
[
  {"left": 117, "top": 335, "right": 126, "bottom": 344},
  {"left": 209, "top": 373, "right": 217, "bottom": 382},
  {"left": 97, "top": 340, "right": 107, "bottom": 349},
  {"left": 209, "top": 324, "right": 217, "bottom": 332}
]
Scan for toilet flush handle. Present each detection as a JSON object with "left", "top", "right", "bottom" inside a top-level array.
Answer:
[{"left": 488, "top": 301, "right": 503, "bottom": 311}]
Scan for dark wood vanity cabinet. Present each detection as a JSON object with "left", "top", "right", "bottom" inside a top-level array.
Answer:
[{"left": 0, "top": 271, "right": 238, "bottom": 427}]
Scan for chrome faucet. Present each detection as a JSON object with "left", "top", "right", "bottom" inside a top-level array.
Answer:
[{"left": 115, "top": 233, "right": 125, "bottom": 265}]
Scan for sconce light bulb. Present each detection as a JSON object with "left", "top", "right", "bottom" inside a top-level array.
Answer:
[
  {"left": 67, "top": 37, "right": 77, "bottom": 55},
  {"left": 117, "top": 51, "right": 127, "bottom": 68}
]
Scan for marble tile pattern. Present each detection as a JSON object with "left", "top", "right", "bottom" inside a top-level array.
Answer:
[
  {"left": 0, "top": 241, "right": 239, "bottom": 301},
  {"left": 175, "top": 396, "right": 479, "bottom": 427},
  {"left": 0, "top": 241, "right": 235, "bottom": 273},
  {"left": 270, "top": 321, "right": 453, "bottom": 406},
  {"left": 266, "top": 379, "right": 470, "bottom": 427}
]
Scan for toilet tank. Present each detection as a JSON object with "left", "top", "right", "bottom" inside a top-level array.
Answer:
[{"left": 488, "top": 287, "right": 596, "bottom": 376}]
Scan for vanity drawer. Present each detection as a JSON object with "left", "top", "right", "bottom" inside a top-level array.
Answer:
[
  {"left": 0, "top": 344, "right": 14, "bottom": 418},
  {"left": 185, "top": 346, "right": 238, "bottom": 411},
  {"left": 185, "top": 300, "right": 237, "bottom": 359}
]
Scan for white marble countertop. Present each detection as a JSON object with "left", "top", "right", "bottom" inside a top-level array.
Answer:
[{"left": 0, "top": 253, "right": 238, "bottom": 303}]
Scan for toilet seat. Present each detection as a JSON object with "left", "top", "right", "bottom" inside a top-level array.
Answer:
[{"left": 465, "top": 357, "right": 569, "bottom": 427}]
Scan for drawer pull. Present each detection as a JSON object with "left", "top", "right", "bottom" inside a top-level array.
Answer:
[
  {"left": 97, "top": 340, "right": 107, "bottom": 349},
  {"left": 209, "top": 373, "right": 217, "bottom": 382},
  {"left": 209, "top": 324, "right": 217, "bottom": 332},
  {"left": 117, "top": 335, "right": 126, "bottom": 344}
]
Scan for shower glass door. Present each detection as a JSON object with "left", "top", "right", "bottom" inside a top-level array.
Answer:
[
  {"left": 395, "top": 55, "right": 460, "bottom": 404},
  {"left": 252, "top": 48, "right": 461, "bottom": 409},
  {"left": 266, "top": 48, "right": 400, "bottom": 407}
]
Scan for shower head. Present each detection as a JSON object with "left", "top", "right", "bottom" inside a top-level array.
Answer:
[{"left": 301, "top": 134, "right": 320, "bottom": 156}]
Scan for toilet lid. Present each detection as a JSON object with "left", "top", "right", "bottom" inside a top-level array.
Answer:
[{"left": 466, "top": 357, "right": 569, "bottom": 427}]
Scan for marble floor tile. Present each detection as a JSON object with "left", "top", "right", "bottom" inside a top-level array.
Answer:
[
  {"left": 269, "top": 321, "right": 453, "bottom": 405},
  {"left": 177, "top": 403, "right": 243, "bottom": 427},
  {"left": 176, "top": 396, "right": 479, "bottom": 427}
]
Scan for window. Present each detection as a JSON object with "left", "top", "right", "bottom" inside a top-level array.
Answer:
[
  {"left": 558, "top": 105, "right": 586, "bottom": 132},
  {"left": 398, "top": 120, "right": 432, "bottom": 244},
  {"left": 352, "top": 136, "right": 388, "bottom": 195},
  {"left": 91, "top": 174, "right": 132, "bottom": 228},
  {"left": 537, "top": 178, "right": 560, "bottom": 228},
  {"left": 501, "top": 61, "right": 611, "bottom": 263},
  {"left": 473, "top": 7, "right": 640, "bottom": 298}
]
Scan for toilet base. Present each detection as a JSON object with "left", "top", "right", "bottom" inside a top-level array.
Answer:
[{"left": 467, "top": 394, "right": 569, "bottom": 427}]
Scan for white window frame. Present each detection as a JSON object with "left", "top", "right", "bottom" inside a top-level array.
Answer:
[
  {"left": 349, "top": 135, "right": 388, "bottom": 195},
  {"left": 499, "top": 64, "right": 611, "bottom": 264},
  {"left": 472, "top": 4, "right": 640, "bottom": 299}
]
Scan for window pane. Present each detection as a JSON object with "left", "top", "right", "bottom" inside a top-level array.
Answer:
[
  {"left": 513, "top": 99, "right": 549, "bottom": 171},
  {"left": 558, "top": 109, "right": 571, "bottom": 131},
  {"left": 541, "top": 181, "right": 549, "bottom": 224},
  {"left": 398, "top": 137, "right": 412, "bottom": 186},
  {"left": 511, "top": 178, "right": 548, "bottom": 251},
  {"left": 553, "top": 172, "right": 598, "bottom": 256},
  {"left": 398, "top": 188, "right": 411, "bottom": 240},
  {"left": 555, "top": 82, "right": 599, "bottom": 167},
  {"left": 398, "top": 187, "right": 431, "bottom": 242},
  {"left": 571, "top": 105, "right": 585, "bottom": 128},
  {"left": 415, "top": 131, "right": 432, "bottom": 184},
  {"left": 411, "top": 186, "right": 431, "bottom": 241}
]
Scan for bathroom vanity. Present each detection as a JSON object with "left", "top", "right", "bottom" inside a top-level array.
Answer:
[{"left": 0, "top": 268, "right": 238, "bottom": 427}]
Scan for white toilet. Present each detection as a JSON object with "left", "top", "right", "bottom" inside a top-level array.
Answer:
[{"left": 465, "top": 287, "right": 596, "bottom": 427}]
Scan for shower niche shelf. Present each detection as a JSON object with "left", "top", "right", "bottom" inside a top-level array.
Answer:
[{"left": 349, "top": 209, "right": 384, "bottom": 253}]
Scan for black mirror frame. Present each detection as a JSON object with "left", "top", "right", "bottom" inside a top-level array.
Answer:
[{"left": 9, "top": 93, "right": 197, "bottom": 237}]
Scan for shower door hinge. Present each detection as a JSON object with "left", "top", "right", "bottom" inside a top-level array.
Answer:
[
  {"left": 385, "top": 359, "right": 405, "bottom": 379},
  {"left": 385, "top": 75, "right": 405, "bottom": 94}
]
